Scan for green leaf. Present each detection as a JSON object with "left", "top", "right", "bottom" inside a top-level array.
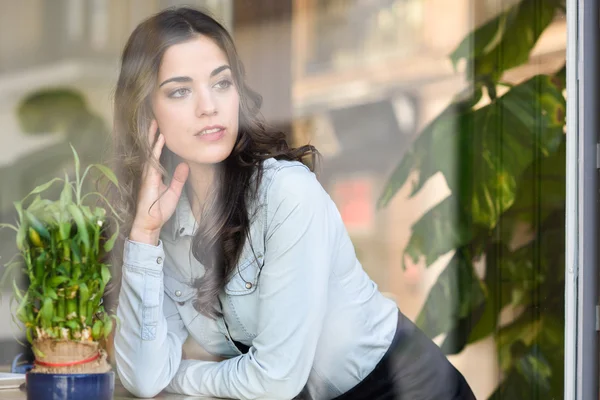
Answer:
[
  {"left": 92, "top": 320, "right": 103, "bottom": 339},
  {"left": 381, "top": 74, "right": 565, "bottom": 264},
  {"left": 0, "top": 223, "right": 18, "bottom": 233},
  {"left": 67, "top": 204, "right": 90, "bottom": 252},
  {"left": 15, "top": 222, "right": 27, "bottom": 251},
  {"left": 39, "top": 297, "right": 54, "bottom": 328},
  {"left": 11, "top": 279, "right": 24, "bottom": 303},
  {"left": 451, "top": 0, "right": 561, "bottom": 83},
  {"left": 489, "top": 338, "right": 560, "bottom": 400},
  {"left": 24, "top": 211, "right": 50, "bottom": 240},
  {"left": 501, "top": 137, "right": 566, "bottom": 236},
  {"left": 103, "top": 316, "right": 113, "bottom": 339},
  {"left": 467, "top": 244, "right": 513, "bottom": 344},
  {"left": 377, "top": 87, "right": 483, "bottom": 209},
  {"left": 13, "top": 201, "right": 24, "bottom": 224},
  {"left": 439, "top": 302, "right": 486, "bottom": 355},
  {"left": 92, "top": 164, "right": 120, "bottom": 190},
  {"left": 27, "top": 195, "right": 51, "bottom": 215},
  {"left": 65, "top": 320, "right": 80, "bottom": 331},
  {"left": 81, "top": 205, "right": 94, "bottom": 221},
  {"left": 103, "top": 227, "right": 119, "bottom": 253},
  {"left": 415, "top": 249, "right": 485, "bottom": 340},
  {"left": 45, "top": 287, "right": 58, "bottom": 300},
  {"left": 47, "top": 276, "right": 70, "bottom": 287},
  {"left": 497, "top": 311, "right": 543, "bottom": 372},
  {"left": 22, "top": 178, "right": 62, "bottom": 203},
  {"left": 80, "top": 192, "right": 124, "bottom": 223},
  {"left": 70, "top": 144, "right": 81, "bottom": 185},
  {"left": 60, "top": 171, "right": 73, "bottom": 209},
  {"left": 101, "top": 265, "right": 111, "bottom": 286},
  {"left": 403, "top": 196, "right": 484, "bottom": 267},
  {"left": 449, "top": 8, "right": 508, "bottom": 71}
]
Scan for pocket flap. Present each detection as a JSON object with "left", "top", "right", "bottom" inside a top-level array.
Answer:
[
  {"left": 163, "top": 274, "right": 196, "bottom": 302},
  {"left": 225, "top": 252, "right": 263, "bottom": 295}
]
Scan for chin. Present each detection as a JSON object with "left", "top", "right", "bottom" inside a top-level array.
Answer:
[{"left": 193, "top": 147, "right": 235, "bottom": 165}]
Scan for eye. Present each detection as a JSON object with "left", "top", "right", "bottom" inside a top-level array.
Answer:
[
  {"left": 168, "top": 88, "right": 190, "bottom": 99},
  {"left": 214, "top": 79, "right": 233, "bottom": 91}
]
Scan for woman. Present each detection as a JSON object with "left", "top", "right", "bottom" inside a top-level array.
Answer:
[{"left": 110, "top": 6, "right": 476, "bottom": 400}]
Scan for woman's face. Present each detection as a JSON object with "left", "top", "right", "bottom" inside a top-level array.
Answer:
[{"left": 152, "top": 35, "right": 240, "bottom": 167}]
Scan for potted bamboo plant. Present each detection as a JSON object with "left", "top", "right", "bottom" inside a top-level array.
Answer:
[{"left": 0, "top": 146, "right": 120, "bottom": 400}]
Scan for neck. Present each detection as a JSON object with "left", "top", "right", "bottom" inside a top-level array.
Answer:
[{"left": 186, "top": 163, "right": 218, "bottom": 220}]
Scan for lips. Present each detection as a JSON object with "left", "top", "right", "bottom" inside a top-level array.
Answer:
[
  {"left": 195, "top": 125, "right": 225, "bottom": 136},
  {"left": 194, "top": 125, "right": 226, "bottom": 141}
]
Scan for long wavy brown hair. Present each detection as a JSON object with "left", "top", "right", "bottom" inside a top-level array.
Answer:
[{"left": 106, "top": 7, "right": 317, "bottom": 318}]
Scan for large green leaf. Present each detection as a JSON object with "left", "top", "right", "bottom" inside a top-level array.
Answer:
[
  {"left": 378, "top": 87, "right": 482, "bottom": 209},
  {"left": 468, "top": 241, "right": 519, "bottom": 345},
  {"left": 438, "top": 302, "right": 486, "bottom": 355},
  {"left": 399, "top": 76, "right": 564, "bottom": 271},
  {"left": 498, "top": 137, "right": 566, "bottom": 242},
  {"left": 489, "top": 314, "right": 563, "bottom": 398},
  {"left": 383, "top": 73, "right": 565, "bottom": 267},
  {"left": 488, "top": 348, "right": 552, "bottom": 400},
  {"left": 467, "top": 241, "right": 543, "bottom": 345},
  {"left": 415, "top": 249, "right": 485, "bottom": 340},
  {"left": 451, "top": 0, "right": 562, "bottom": 85},
  {"left": 457, "top": 74, "right": 564, "bottom": 228},
  {"left": 403, "top": 196, "right": 486, "bottom": 266}
]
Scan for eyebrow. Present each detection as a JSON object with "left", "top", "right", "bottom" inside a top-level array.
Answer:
[{"left": 159, "top": 65, "right": 231, "bottom": 87}]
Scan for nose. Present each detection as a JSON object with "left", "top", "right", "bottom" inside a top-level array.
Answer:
[{"left": 195, "top": 89, "right": 217, "bottom": 117}]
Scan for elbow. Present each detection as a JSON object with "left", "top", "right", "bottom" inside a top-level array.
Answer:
[
  {"left": 268, "top": 381, "right": 304, "bottom": 400},
  {"left": 115, "top": 353, "right": 169, "bottom": 398},
  {"left": 274, "top": 385, "right": 304, "bottom": 400},
  {"left": 117, "top": 368, "right": 166, "bottom": 398},
  {"left": 128, "top": 385, "right": 163, "bottom": 399},
  {"left": 262, "top": 372, "right": 307, "bottom": 400}
]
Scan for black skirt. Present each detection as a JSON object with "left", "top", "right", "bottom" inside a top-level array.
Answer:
[{"left": 332, "top": 309, "right": 477, "bottom": 400}]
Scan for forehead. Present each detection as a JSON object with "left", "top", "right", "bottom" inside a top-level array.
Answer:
[{"left": 158, "top": 35, "right": 229, "bottom": 80}]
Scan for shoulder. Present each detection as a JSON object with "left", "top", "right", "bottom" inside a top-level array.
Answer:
[{"left": 260, "top": 158, "right": 323, "bottom": 203}]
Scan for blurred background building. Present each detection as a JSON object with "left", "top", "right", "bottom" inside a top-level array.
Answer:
[{"left": 0, "top": 1, "right": 566, "bottom": 399}]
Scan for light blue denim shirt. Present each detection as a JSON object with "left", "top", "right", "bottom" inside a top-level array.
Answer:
[{"left": 114, "top": 158, "right": 399, "bottom": 399}]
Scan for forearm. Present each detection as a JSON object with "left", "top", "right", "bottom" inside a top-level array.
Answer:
[{"left": 114, "top": 240, "right": 186, "bottom": 398}]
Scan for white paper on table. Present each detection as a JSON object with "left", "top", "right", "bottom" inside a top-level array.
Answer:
[{"left": 0, "top": 373, "right": 25, "bottom": 390}]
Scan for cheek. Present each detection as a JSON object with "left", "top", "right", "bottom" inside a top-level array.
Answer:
[
  {"left": 229, "top": 95, "right": 240, "bottom": 123},
  {"left": 153, "top": 103, "right": 189, "bottom": 136}
]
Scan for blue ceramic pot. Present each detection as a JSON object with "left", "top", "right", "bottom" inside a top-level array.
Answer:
[{"left": 26, "top": 371, "right": 115, "bottom": 400}]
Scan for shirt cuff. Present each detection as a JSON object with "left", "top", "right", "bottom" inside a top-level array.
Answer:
[{"left": 123, "top": 238, "right": 165, "bottom": 272}]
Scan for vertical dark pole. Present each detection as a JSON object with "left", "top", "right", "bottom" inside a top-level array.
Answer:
[{"left": 576, "top": 0, "right": 599, "bottom": 397}]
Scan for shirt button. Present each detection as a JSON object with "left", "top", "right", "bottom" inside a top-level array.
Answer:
[
  {"left": 245, "top": 282, "right": 252, "bottom": 289},
  {"left": 175, "top": 290, "right": 182, "bottom": 297},
  {"left": 156, "top": 257, "right": 163, "bottom": 264}
]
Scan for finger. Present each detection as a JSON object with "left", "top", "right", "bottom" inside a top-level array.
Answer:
[
  {"left": 162, "top": 163, "right": 189, "bottom": 209},
  {"left": 145, "top": 133, "right": 165, "bottom": 183},
  {"left": 152, "top": 133, "right": 165, "bottom": 162},
  {"left": 167, "top": 162, "right": 189, "bottom": 198},
  {"left": 142, "top": 120, "right": 159, "bottom": 178},
  {"left": 147, "top": 119, "right": 158, "bottom": 145}
]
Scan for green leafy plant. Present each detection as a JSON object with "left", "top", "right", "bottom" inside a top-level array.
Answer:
[
  {"left": 0, "top": 145, "right": 121, "bottom": 365},
  {"left": 378, "top": 0, "right": 566, "bottom": 397}
]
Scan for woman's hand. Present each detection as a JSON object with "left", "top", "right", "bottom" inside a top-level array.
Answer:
[{"left": 129, "top": 120, "right": 189, "bottom": 245}]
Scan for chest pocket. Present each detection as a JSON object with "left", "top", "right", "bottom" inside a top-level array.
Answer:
[
  {"left": 224, "top": 251, "right": 264, "bottom": 296},
  {"left": 163, "top": 274, "right": 196, "bottom": 305},
  {"left": 224, "top": 212, "right": 265, "bottom": 296}
]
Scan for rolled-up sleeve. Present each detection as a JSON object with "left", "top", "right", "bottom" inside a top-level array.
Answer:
[
  {"left": 114, "top": 239, "right": 189, "bottom": 398},
  {"left": 166, "top": 165, "right": 336, "bottom": 399}
]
